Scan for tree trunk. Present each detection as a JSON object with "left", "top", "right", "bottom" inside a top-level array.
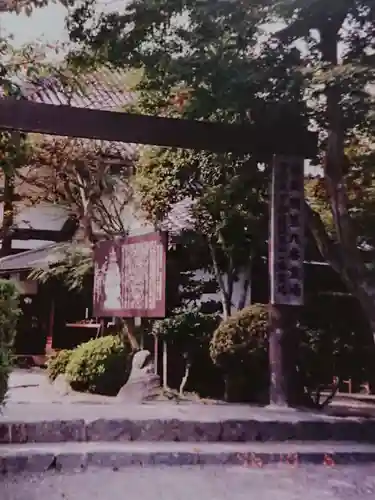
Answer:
[
  {"left": 308, "top": 23, "right": 375, "bottom": 389},
  {"left": 238, "top": 261, "right": 252, "bottom": 311},
  {"left": 1, "top": 132, "right": 20, "bottom": 258},
  {"left": 223, "top": 374, "right": 230, "bottom": 402},
  {"left": 306, "top": 201, "right": 375, "bottom": 389},
  {"left": 1, "top": 168, "right": 15, "bottom": 257},
  {"left": 208, "top": 240, "right": 233, "bottom": 319},
  {"left": 320, "top": 24, "right": 375, "bottom": 326},
  {"left": 121, "top": 318, "right": 140, "bottom": 351},
  {"left": 81, "top": 210, "right": 95, "bottom": 243},
  {"left": 162, "top": 339, "right": 168, "bottom": 389},
  {"left": 179, "top": 357, "right": 191, "bottom": 396},
  {"left": 76, "top": 172, "right": 95, "bottom": 243}
]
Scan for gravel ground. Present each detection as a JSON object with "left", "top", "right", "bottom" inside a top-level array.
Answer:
[{"left": 2, "top": 465, "right": 375, "bottom": 500}]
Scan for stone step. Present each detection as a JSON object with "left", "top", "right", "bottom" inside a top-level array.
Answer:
[
  {"left": 2, "top": 441, "right": 375, "bottom": 473},
  {"left": 2, "top": 416, "right": 375, "bottom": 444}
]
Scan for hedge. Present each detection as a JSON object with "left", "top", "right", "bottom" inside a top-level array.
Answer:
[
  {"left": 0, "top": 280, "right": 21, "bottom": 405},
  {"left": 47, "top": 350, "right": 73, "bottom": 381},
  {"left": 65, "top": 335, "right": 131, "bottom": 396}
]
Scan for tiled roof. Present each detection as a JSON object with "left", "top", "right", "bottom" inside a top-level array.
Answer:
[
  {"left": 0, "top": 243, "right": 69, "bottom": 272},
  {"left": 1, "top": 67, "right": 138, "bottom": 159},
  {"left": 0, "top": 240, "right": 94, "bottom": 272},
  {"left": 24, "top": 69, "right": 134, "bottom": 110}
]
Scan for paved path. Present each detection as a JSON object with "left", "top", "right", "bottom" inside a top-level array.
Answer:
[
  {"left": 3, "top": 370, "right": 341, "bottom": 424},
  {"left": 3, "top": 465, "right": 375, "bottom": 500},
  {"left": 7, "top": 369, "right": 113, "bottom": 405},
  {"left": 2, "top": 399, "right": 360, "bottom": 424},
  {"left": 1, "top": 371, "right": 365, "bottom": 423}
]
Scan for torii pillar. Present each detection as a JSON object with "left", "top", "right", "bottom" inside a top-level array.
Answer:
[{"left": 268, "top": 155, "right": 305, "bottom": 407}]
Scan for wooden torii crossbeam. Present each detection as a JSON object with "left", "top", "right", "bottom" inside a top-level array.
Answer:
[
  {"left": 0, "top": 97, "right": 318, "bottom": 408},
  {"left": 0, "top": 99, "right": 316, "bottom": 156}
]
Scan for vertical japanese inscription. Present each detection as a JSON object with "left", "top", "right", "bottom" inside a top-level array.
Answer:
[
  {"left": 122, "top": 237, "right": 165, "bottom": 312},
  {"left": 270, "top": 156, "right": 304, "bottom": 306}
]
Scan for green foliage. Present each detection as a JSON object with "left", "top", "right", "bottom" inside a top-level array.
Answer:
[
  {"left": 210, "top": 303, "right": 268, "bottom": 370},
  {"left": 29, "top": 243, "right": 93, "bottom": 291},
  {"left": 46, "top": 349, "right": 73, "bottom": 381},
  {"left": 299, "top": 294, "right": 371, "bottom": 386},
  {"left": 67, "top": 0, "right": 375, "bottom": 297},
  {"left": 67, "top": 0, "right": 307, "bottom": 320},
  {"left": 0, "top": 350, "right": 10, "bottom": 406},
  {"left": 153, "top": 310, "right": 220, "bottom": 359},
  {"left": 153, "top": 309, "right": 221, "bottom": 396},
  {"left": 210, "top": 303, "right": 269, "bottom": 402},
  {"left": 65, "top": 335, "right": 130, "bottom": 395},
  {"left": 0, "top": 280, "right": 21, "bottom": 405},
  {"left": 306, "top": 140, "right": 375, "bottom": 250},
  {"left": 136, "top": 147, "right": 269, "bottom": 257},
  {"left": 68, "top": 0, "right": 307, "bottom": 124},
  {"left": 64, "top": 0, "right": 375, "bottom": 394},
  {"left": 1, "top": 0, "right": 74, "bottom": 16},
  {"left": 135, "top": 145, "right": 268, "bottom": 319}
]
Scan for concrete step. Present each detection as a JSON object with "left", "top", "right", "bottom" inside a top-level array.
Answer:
[
  {"left": 2, "top": 416, "right": 375, "bottom": 444},
  {"left": 2, "top": 441, "right": 375, "bottom": 473}
]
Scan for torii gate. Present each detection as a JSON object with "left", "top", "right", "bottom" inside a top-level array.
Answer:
[{"left": 0, "top": 98, "right": 317, "bottom": 407}]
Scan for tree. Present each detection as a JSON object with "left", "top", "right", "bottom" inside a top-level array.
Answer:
[
  {"left": 65, "top": 0, "right": 311, "bottom": 404},
  {"left": 67, "top": 0, "right": 375, "bottom": 387},
  {"left": 152, "top": 310, "right": 220, "bottom": 395},
  {"left": 0, "top": 0, "right": 73, "bottom": 15},
  {"left": 1, "top": 39, "right": 138, "bottom": 348},
  {"left": 23, "top": 134, "right": 133, "bottom": 242},
  {"left": 67, "top": 0, "right": 308, "bottom": 126},
  {"left": 69, "top": 0, "right": 375, "bottom": 304},
  {"left": 0, "top": 39, "right": 89, "bottom": 256},
  {"left": 136, "top": 146, "right": 268, "bottom": 318},
  {"left": 267, "top": 1, "right": 375, "bottom": 360},
  {"left": 67, "top": 0, "right": 309, "bottom": 318},
  {"left": 210, "top": 303, "right": 269, "bottom": 402},
  {"left": 0, "top": 280, "right": 21, "bottom": 405},
  {"left": 1, "top": 37, "right": 135, "bottom": 251}
]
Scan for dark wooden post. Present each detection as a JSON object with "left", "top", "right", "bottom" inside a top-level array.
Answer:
[
  {"left": 1, "top": 167, "right": 15, "bottom": 257},
  {"left": 269, "top": 156, "right": 305, "bottom": 407},
  {"left": 1, "top": 131, "right": 20, "bottom": 257}
]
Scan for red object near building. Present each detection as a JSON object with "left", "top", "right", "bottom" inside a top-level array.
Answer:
[{"left": 45, "top": 335, "right": 53, "bottom": 354}]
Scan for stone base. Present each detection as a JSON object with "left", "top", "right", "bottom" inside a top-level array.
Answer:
[
  {"left": 116, "top": 378, "right": 161, "bottom": 403},
  {"left": 116, "top": 349, "right": 161, "bottom": 403},
  {"left": 53, "top": 375, "right": 72, "bottom": 396},
  {"left": 2, "top": 413, "right": 375, "bottom": 445},
  {"left": 2, "top": 441, "right": 375, "bottom": 473}
]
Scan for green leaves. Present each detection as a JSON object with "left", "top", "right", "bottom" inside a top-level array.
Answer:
[
  {"left": 153, "top": 309, "right": 220, "bottom": 357},
  {"left": 29, "top": 243, "right": 93, "bottom": 290},
  {"left": 136, "top": 146, "right": 268, "bottom": 270},
  {"left": 67, "top": 0, "right": 297, "bottom": 284},
  {"left": 65, "top": 335, "right": 130, "bottom": 395},
  {"left": 210, "top": 303, "right": 268, "bottom": 369},
  {"left": 0, "top": 279, "right": 21, "bottom": 405}
]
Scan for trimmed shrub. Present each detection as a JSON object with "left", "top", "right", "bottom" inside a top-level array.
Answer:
[
  {"left": 153, "top": 310, "right": 220, "bottom": 354},
  {"left": 65, "top": 335, "right": 131, "bottom": 396},
  {"left": 152, "top": 310, "right": 221, "bottom": 394},
  {"left": 47, "top": 350, "right": 73, "bottom": 381},
  {"left": 210, "top": 304, "right": 268, "bottom": 402},
  {"left": 0, "top": 280, "right": 21, "bottom": 405}
]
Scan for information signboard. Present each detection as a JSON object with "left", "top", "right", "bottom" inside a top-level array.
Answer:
[{"left": 93, "top": 232, "right": 167, "bottom": 317}]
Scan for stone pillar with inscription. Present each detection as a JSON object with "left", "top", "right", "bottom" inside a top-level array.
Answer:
[{"left": 269, "top": 156, "right": 305, "bottom": 407}]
